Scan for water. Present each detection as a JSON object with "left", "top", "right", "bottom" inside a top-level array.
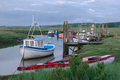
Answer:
[{"left": 0, "top": 35, "right": 72, "bottom": 75}]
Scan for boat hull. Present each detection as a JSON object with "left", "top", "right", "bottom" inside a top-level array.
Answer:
[
  {"left": 88, "top": 56, "right": 115, "bottom": 66},
  {"left": 20, "top": 46, "right": 55, "bottom": 59},
  {"left": 17, "top": 55, "right": 115, "bottom": 71},
  {"left": 72, "top": 37, "right": 89, "bottom": 42}
]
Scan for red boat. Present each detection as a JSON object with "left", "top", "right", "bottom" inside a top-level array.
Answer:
[
  {"left": 59, "top": 31, "right": 72, "bottom": 39},
  {"left": 17, "top": 60, "right": 69, "bottom": 71},
  {"left": 17, "top": 55, "right": 115, "bottom": 71}
]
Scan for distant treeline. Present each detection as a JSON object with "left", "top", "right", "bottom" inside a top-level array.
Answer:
[
  {"left": 51, "top": 22, "right": 120, "bottom": 28},
  {"left": 1, "top": 22, "right": 120, "bottom": 28},
  {"left": 68, "top": 22, "right": 120, "bottom": 28}
]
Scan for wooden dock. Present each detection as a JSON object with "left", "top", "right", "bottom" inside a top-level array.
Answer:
[
  {"left": 66, "top": 42, "right": 103, "bottom": 46},
  {"left": 62, "top": 21, "right": 104, "bottom": 57}
]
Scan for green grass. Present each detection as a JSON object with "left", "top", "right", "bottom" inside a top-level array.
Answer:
[
  {"left": 76, "top": 37, "right": 120, "bottom": 62},
  {"left": 0, "top": 31, "right": 26, "bottom": 48}
]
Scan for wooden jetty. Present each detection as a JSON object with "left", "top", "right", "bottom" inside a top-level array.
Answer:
[
  {"left": 62, "top": 21, "right": 103, "bottom": 57},
  {"left": 66, "top": 42, "right": 103, "bottom": 46}
]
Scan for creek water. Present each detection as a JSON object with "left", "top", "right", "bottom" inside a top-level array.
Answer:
[{"left": 0, "top": 35, "right": 72, "bottom": 75}]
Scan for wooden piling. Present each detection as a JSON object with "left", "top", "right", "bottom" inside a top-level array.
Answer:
[
  {"left": 98, "top": 24, "right": 101, "bottom": 41},
  {"left": 105, "top": 24, "right": 107, "bottom": 37},
  {"left": 63, "top": 21, "right": 69, "bottom": 57},
  {"left": 63, "top": 21, "right": 66, "bottom": 57},
  {"left": 78, "top": 25, "right": 80, "bottom": 43},
  {"left": 89, "top": 24, "right": 91, "bottom": 42},
  {"left": 102, "top": 24, "right": 104, "bottom": 35},
  {"left": 95, "top": 24, "right": 97, "bottom": 40},
  {"left": 57, "top": 29, "right": 59, "bottom": 41},
  {"left": 66, "top": 21, "right": 69, "bottom": 42}
]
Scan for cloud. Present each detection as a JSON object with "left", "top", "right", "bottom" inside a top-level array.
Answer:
[
  {"left": 43, "top": 0, "right": 77, "bottom": 5},
  {"left": 13, "top": 8, "right": 35, "bottom": 11},
  {"left": 0, "top": 0, "right": 120, "bottom": 26},
  {"left": 44, "top": 1, "right": 65, "bottom": 5},
  {"left": 89, "top": 8, "right": 95, "bottom": 13},
  {"left": 48, "top": 11, "right": 60, "bottom": 13},
  {"left": 80, "top": 0, "right": 96, "bottom": 5},
  {"left": 31, "top": 4, "right": 43, "bottom": 6}
]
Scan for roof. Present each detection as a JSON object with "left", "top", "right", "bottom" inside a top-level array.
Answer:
[{"left": 23, "top": 38, "right": 43, "bottom": 41}]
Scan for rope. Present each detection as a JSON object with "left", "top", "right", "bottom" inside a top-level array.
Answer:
[{"left": 13, "top": 70, "right": 17, "bottom": 74}]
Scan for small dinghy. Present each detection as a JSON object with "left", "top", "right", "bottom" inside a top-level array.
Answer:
[
  {"left": 48, "top": 30, "right": 54, "bottom": 38},
  {"left": 81, "top": 55, "right": 115, "bottom": 66},
  {"left": 17, "top": 55, "right": 115, "bottom": 71}
]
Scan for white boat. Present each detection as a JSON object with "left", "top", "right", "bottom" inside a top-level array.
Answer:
[
  {"left": 73, "top": 31, "right": 89, "bottom": 42},
  {"left": 72, "top": 37, "right": 89, "bottom": 42},
  {"left": 48, "top": 30, "right": 54, "bottom": 38},
  {"left": 20, "top": 14, "right": 55, "bottom": 59},
  {"left": 82, "top": 55, "right": 115, "bottom": 66},
  {"left": 20, "top": 39, "right": 55, "bottom": 59}
]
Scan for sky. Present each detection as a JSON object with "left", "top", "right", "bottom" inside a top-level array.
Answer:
[{"left": 0, "top": 0, "right": 120, "bottom": 26}]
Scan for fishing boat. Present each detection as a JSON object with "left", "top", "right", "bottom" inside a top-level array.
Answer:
[
  {"left": 72, "top": 37, "right": 89, "bottom": 42},
  {"left": 48, "top": 30, "right": 54, "bottom": 38},
  {"left": 20, "top": 14, "right": 55, "bottom": 59},
  {"left": 17, "top": 55, "right": 115, "bottom": 70},
  {"left": 59, "top": 31, "right": 72, "bottom": 39},
  {"left": 73, "top": 30, "right": 89, "bottom": 42}
]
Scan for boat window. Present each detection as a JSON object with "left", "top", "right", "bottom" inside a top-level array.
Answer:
[
  {"left": 26, "top": 41, "right": 29, "bottom": 46},
  {"left": 30, "top": 41, "right": 34, "bottom": 47},
  {"left": 41, "top": 41, "right": 43, "bottom": 47},
  {"left": 35, "top": 41, "right": 38, "bottom": 47},
  {"left": 38, "top": 41, "right": 41, "bottom": 47}
]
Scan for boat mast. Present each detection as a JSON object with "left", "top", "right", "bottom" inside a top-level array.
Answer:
[
  {"left": 27, "top": 13, "right": 35, "bottom": 38},
  {"left": 27, "top": 13, "right": 43, "bottom": 39}
]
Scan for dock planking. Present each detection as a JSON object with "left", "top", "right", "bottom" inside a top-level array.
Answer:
[{"left": 66, "top": 42, "right": 103, "bottom": 46}]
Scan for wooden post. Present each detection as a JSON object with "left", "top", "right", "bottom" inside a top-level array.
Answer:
[
  {"left": 63, "top": 21, "right": 69, "bottom": 57},
  {"left": 98, "top": 24, "right": 101, "bottom": 41},
  {"left": 57, "top": 29, "right": 59, "bottom": 41},
  {"left": 89, "top": 24, "right": 91, "bottom": 42},
  {"left": 105, "top": 24, "right": 107, "bottom": 37},
  {"left": 78, "top": 25, "right": 80, "bottom": 43},
  {"left": 66, "top": 21, "right": 69, "bottom": 55},
  {"left": 66, "top": 21, "right": 69, "bottom": 42},
  {"left": 63, "top": 21, "right": 66, "bottom": 57},
  {"left": 95, "top": 24, "right": 97, "bottom": 40},
  {"left": 102, "top": 24, "right": 104, "bottom": 35},
  {"left": 77, "top": 25, "right": 80, "bottom": 50}
]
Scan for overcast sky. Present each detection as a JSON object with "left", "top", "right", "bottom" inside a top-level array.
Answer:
[{"left": 0, "top": 0, "right": 120, "bottom": 26}]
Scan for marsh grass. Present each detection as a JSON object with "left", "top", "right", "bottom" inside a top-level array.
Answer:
[
  {"left": 0, "top": 31, "right": 26, "bottom": 45},
  {"left": 76, "top": 37, "right": 120, "bottom": 62}
]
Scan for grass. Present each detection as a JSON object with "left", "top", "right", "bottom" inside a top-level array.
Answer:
[
  {"left": 76, "top": 37, "right": 120, "bottom": 62},
  {"left": 0, "top": 31, "right": 26, "bottom": 48}
]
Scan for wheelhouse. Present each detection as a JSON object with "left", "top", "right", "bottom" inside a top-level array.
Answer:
[{"left": 23, "top": 38, "right": 44, "bottom": 48}]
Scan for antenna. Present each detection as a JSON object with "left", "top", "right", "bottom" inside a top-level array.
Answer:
[{"left": 37, "top": 9, "right": 39, "bottom": 23}]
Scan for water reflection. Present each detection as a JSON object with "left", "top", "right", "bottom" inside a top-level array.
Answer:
[{"left": 20, "top": 55, "right": 54, "bottom": 67}]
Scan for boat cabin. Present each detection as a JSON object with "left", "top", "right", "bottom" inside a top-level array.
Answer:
[{"left": 23, "top": 38, "right": 44, "bottom": 48}]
